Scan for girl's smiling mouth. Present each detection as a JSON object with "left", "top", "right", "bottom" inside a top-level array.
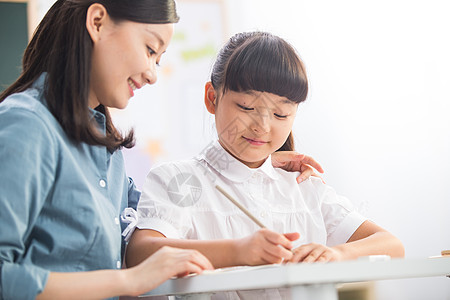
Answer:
[{"left": 243, "top": 136, "right": 267, "bottom": 146}]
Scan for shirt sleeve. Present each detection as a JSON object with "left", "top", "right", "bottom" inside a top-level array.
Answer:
[
  {"left": 119, "top": 177, "right": 141, "bottom": 244},
  {"left": 136, "top": 164, "right": 192, "bottom": 239},
  {"left": 310, "top": 178, "right": 367, "bottom": 246},
  {"left": 127, "top": 177, "right": 141, "bottom": 210},
  {"left": 0, "top": 102, "right": 56, "bottom": 299}
]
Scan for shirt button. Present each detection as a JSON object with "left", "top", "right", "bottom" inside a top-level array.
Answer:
[
  {"left": 99, "top": 179, "right": 106, "bottom": 188},
  {"left": 260, "top": 212, "right": 266, "bottom": 218},
  {"left": 116, "top": 261, "right": 121, "bottom": 269},
  {"left": 114, "top": 217, "right": 120, "bottom": 225}
]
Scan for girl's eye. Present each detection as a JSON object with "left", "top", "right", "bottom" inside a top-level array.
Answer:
[
  {"left": 237, "top": 104, "right": 253, "bottom": 111},
  {"left": 274, "top": 113, "right": 288, "bottom": 119}
]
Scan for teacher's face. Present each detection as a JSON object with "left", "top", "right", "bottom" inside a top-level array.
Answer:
[{"left": 88, "top": 7, "right": 173, "bottom": 109}]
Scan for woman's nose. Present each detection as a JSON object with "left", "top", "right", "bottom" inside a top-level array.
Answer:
[{"left": 143, "top": 65, "right": 157, "bottom": 85}]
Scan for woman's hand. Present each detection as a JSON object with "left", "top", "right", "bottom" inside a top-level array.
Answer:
[
  {"left": 285, "top": 243, "right": 343, "bottom": 263},
  {"left": 235, "top": 229, "right": 300, "bottom": 266},
  {"left": 271, "top": 152, "right": 324, "bottom": 183},
  {"left": 125, "top": 246, "right": 213, "bottom": 296}
]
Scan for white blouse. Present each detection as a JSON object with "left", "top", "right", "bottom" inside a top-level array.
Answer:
[{"left": 135, "top": 140, "right": 366, "bottom": 299}]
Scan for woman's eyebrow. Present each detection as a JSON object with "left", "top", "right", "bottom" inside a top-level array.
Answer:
[{"left": 146, "top": 29, "right": 165, "bottom": 48}]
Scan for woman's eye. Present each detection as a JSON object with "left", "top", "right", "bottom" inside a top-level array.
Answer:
[
  {"left": 147, "top": 47, "right": 162, "bottom": 66},
  {"left": 274, "top": 113, "right": 288, "bottom": 119},
  {"left": 237, "top": 104, "right": 253, "bottom": 111},
  {"left": 147, "top": 46, "right": 156, "bottom": 55}
]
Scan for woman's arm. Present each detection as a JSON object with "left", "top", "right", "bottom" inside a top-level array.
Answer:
[
  {"left": 287, "top": 220, "right": 405, "bottom": 263},
  {"left": 37, "top": 246, "right": 213, "bottom": 299},
  {"left": 126, "top": 228, "right": 299, "bottom": 269}
]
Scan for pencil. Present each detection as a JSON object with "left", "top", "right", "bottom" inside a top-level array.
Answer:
[{"left": 215, "top": 185, "right": 266, "bottom": 229}]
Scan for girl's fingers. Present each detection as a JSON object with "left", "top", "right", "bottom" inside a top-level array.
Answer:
[
  {"left": 263, "top": 243, "right": 293, "bottom": 261},
  {"left": 262, "top": 230, "right": 293, "bottom": 250},
  {"left": 261, "top": 248, "right": 288, "bottom": 264},
  {"left": 283, "top": 232, "right": 300, "bottom": 241},
  {"left": 290, "top": 246, "right": 314, "bottom": 262},
  {"left": 302, "top": 247, "right": 326, "bottom": 263}
]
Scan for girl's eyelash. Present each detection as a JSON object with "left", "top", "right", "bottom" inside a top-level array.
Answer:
[
  {"left": 237, "top": 104, "right": 253, "bottom": 111},
  {"left": 274, "top": 113, "right": 288, "bottom": 118}
]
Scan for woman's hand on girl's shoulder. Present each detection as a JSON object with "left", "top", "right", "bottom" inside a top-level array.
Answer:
[{"left": 271, "top": 152, "right": 325, "bottom": 183}]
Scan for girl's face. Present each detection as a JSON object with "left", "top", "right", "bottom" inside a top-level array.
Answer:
[
  {"left": 205, "top": 83, "right": 298, "bottom": 168},
  {"left": 88, "top": 7, "right": 173, "bottom": 109}
]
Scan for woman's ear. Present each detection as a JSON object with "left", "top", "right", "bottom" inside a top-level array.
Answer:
[
  {"left": 86, "top": 3, "right": 108, "bottom": 43},
  {"left": 204, "top": 81, "right": 217, "bottom": 114}
]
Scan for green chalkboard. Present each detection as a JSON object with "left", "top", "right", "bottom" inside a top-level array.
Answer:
[{"left": 0, "top": 2, "right": 28, "bottom": 92}]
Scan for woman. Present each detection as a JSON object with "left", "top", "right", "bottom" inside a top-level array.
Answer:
[{"left": 0, "top": 1, "right": 321, "bottom": 299}]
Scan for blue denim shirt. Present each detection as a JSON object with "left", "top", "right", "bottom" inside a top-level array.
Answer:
[{"left": 0, "top": 74, "right": 140, "bottom": 299}]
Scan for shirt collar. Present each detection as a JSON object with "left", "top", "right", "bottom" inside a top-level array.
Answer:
[{"left": 197, "top": 140, "right": 280, "bottom": 182}]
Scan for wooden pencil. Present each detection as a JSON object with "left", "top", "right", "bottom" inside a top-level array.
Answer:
[{"left": 215, "top": 185, "right": 266, "bottom": 229}]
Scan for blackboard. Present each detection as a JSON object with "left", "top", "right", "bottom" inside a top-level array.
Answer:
[{"left": 0, "top": 1, "right": 28, "bottom": 92}]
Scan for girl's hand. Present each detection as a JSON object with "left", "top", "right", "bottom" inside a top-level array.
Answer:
[
  {"left": 271, "top": 152, "right": 324, "bottom": 183},
  {"left": 285, "top": 243, "right": 343, "bottom": 263},
  {"left": 126, "top": 246, "right": 213, "bottom": 296},
  {"left": 235, "top": 229, "right": 300, "bottom": 265}
]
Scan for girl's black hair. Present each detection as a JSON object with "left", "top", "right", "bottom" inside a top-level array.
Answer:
[
  {"left": 0, "top": 0, "right": 179, "bottom": 150},
  {"left": 210, "top": 31, "right": 308, "bottom": 151}
]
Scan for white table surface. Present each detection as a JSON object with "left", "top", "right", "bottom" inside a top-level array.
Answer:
[{"left": 141, "top": 256, "right": 450, "bottom": 299}]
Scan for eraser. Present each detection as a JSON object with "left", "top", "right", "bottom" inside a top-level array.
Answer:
[{"left": 358, "top": 255, "right": 391, "bottom": 262}]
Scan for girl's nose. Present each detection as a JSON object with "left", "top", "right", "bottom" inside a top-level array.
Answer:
[{"left": 252, "top": 113, "right": 270, "bottom": 134}]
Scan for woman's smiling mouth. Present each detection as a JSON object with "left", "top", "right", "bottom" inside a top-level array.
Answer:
[{"left": 128, "top": 78, "right": 139, "bottom": 97}]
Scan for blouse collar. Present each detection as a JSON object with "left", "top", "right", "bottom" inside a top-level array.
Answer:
[{"left": 197, "top": 140, "right": 280, "bottom": 183}]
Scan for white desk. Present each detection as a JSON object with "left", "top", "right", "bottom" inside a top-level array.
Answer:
[{"left": 141, "top": 257, "right": 450, "bottom": 299}]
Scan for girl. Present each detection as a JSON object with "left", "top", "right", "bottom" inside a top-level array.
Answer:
[
  {"left": 126, "top": 31, "right": 405, "bottom": 299},
  {"left": 0, "top": 1, "right": 319, "bottom": 299}
]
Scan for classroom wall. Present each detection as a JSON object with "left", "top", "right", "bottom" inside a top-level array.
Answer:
[{"left": 0, "top": 1, "right": 29, "bottom": 92}]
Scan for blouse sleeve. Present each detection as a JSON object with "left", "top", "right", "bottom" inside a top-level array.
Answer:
[
  {"left": 311, "top": 178, "right": 367, "bottom": 246},
  {"left": 0, "top": 102, "right": 57, "bottom": 299},
  {"left": 136, "top": 164, "right": 192, "bottom": 239}
]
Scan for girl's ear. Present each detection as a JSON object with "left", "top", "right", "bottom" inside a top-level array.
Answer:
[
  {"left": 204, "top": 81, "right": 217, "bottom": 114},
  {"left": 86, "top": 3, "right": 108, "bottom": 43}
]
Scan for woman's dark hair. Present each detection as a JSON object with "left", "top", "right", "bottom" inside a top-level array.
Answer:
[
  {"left": 0, "top": 0, "right": 179, "bottom": 150},
  {"left": 210, "top": 31, "right": 308, "bottom": 151}
]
